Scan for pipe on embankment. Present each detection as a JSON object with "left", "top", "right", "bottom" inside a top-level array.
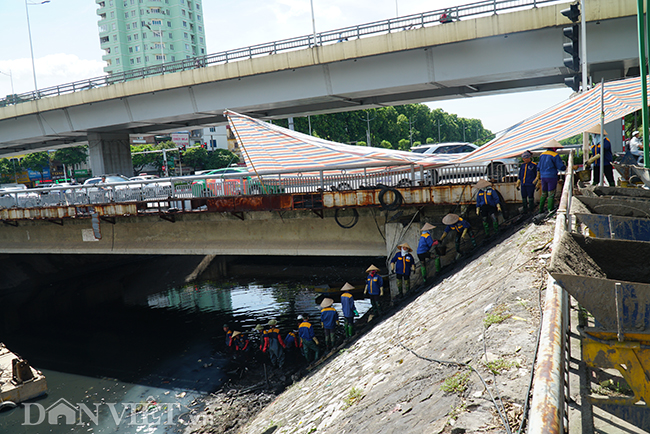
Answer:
[{"left": 528, "top": 152, "right": 574, "bottom": 433}]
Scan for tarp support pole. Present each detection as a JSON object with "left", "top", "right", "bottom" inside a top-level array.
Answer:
[
  {"left": 600, "top": 79, "right": 605, "bottom": 186},
  {"left": 637, "top": 0, "right": 650, "bottom": 168}
]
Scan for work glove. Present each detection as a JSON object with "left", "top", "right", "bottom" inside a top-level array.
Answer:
[
  {"left": 313, "top": 337, "right": 319, "bottom": 345},
  {"left": 433, "top": 239, "right": 440, "bottom": 246},
  {"left": 364, "top": 287, "right": 368, "bottom": 295},
  {"left": 586, "top": 154, "right": 601, "bottom": 165},
  {"left": 516, "top": 179, "right": 521, "bottom": 189},
  {"left": 440, "top": 232, "right": 447, "bottom": 241},
  {"left": 461, "top": 229, "right": 469, "bottom": 240},
  {"left": 497, "top": 204, "right": 502, "bottom": 212},
  {"left": 476, "top": 208, "right": 480, "bottom": 215},
  {"left": 380, "top": 288, "right": 384, "bottom": 296}
]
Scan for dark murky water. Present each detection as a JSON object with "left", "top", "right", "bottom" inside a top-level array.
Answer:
[{"left": 0, "top": 255, "right": 373, "bottom": 433}]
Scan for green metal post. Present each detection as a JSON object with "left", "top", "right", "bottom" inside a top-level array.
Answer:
[{"left": 638, "top": 0, "right": 650, "bottom": 167}]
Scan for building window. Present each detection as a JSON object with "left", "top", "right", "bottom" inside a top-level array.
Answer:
[
  {"left": 197, "top": 14, "right": 201, "bottom": 21},
  {"left": 114, "top": 46, "right": 119, "bottom": 53},
  {"left": 129, "top": 47, "right": 133, "bottom": 53},
  {"left": 156, "top": 54, "right": 164, "bottom": 61},
  {"left": 99, "top": 24, "right": 108, "bottom": 33},
  {"left": 168, "top": 32, "right": 172, "bottom": 39},
  {"left": 183, "top": 21, "right": 187, "bottom": 27},
  {"left": 200, "top": 48, "right": 204, "bottom": 54},
  {"left": 209, "top": 127, "right": 215, "bottom": 132},
  {"left": 170, "top": 44, "right": 174, "bottom": 50},
  {"left": 133, "top": 22, "right": 138, "bottom": 28},
  {"left": 116, "top": 58, "right": 120, "bottom": 64},
  {"left": 199, "top": 37, "right": 203, "bottom": 44},
  {"left": 112, "top": 23, "right": 116, "bottom": 30},
  {"left": 130, "top": 59, "right": 135, "bottom": 65},
  {"left": 171, "top": 55, "right": 175, "bottom": 61},
  {"left": 110, "top": 11, "right": 115, "bottom": 18},
  {"left": 135, "top": 45, "right": 140, "bottom": 51},
  {"left": 185, "top": 43, "right": 190, "bottom": 50},
  {"left": 167, "top": 21, "right": 172, "bottom": 27},
  {"left": 134, "top": 33, "right": 139, "bottom": 40},
  {"left": 125, "top": 12, "right": 129, "bottom": 19},
  {"left": 152, "top": 19, "right": 162, "bottom": 25},
  {"left": 109, "top": 0, "right": 114, "bottom": 6},
  {"left": 198, "top": 25, "right": 202, "bottom": 32},
  {"left": 136, "top": 57, "right": 141, "bottom": 63},
  {"left": 145, "top": 55, "right": 149, "bottom": 62},
  {"left": 142, "top": 32, "right": 146, "bottom": 39},
  {"left": 127, "top": 35, "right": 132, "bottom": 41},
  {"left": 183, "top": 32, "right": 188, "bottom": 39},
  {"left": 182, "top": 9, "right": 186, "bottom": 16},
  {"left": 126, "top": 24, "right": 131, "bottom": 30}
]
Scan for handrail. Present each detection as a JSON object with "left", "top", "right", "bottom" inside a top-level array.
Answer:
[
  {"left": 0, "top": 0, "right": 567, "bottom": 108},
  {"left": 528, "top": 151, "right": 574, "bottom": 433}
]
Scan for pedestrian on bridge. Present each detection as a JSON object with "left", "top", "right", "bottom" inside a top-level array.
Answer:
[
  {"left": 417, "top": 222, "right": 441, "bottom": 282},
  {"left": 517, "top": 151, "right": 538, "bottom": 213},
  {"left": 537, "top": 139, "right": 566, "bottom": 214},
  {"left": 320, "top": 298, "right": 339, "bottom": 350},
  {"left": 390, "top": 242, "right": 415, "bottom": 296},
  {"left": 440, "top": 213, "right": 476, "bottom": 259},
  {"left": 474, "top": 180, "right": 502, "bottom": 238},
  {"left": 298, "top": 314, "right": 320, "bottom": 363},
  {"left": 364, "top": 264, "right": 384, "bottom": 318},
  {"left": 586, "top": 125, "right": 615, "bottom": 187},
  {"left": 262, "top": 320, "right": 286, "bottom": 369},
  {"left": 340, "top": 282, "right": 358, "bottom": 338}
]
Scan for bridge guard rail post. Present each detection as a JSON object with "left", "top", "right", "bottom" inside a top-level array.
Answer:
[{"left": 528, "top": 151, "right": 574, "bottom": 433}]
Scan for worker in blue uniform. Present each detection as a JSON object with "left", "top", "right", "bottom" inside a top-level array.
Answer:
[
  {"left": 364, "top": 264, "right": 384, "bottom": 318},
  {"left": 340, "top": 282, "right": 358, "bottom": 338},
  {"left": 474, "top": 179, "right": 502, "bottom": 237},
  {"left": 586, "top": 125, "right": 615, "bottom": 186},
  {"left": 390, "top": 242, "right": 415, "bottom": 296},
  {"left": 517, "top": 151, "right": 538, "bottom": 213},
  {"left": 440, "top": 213, "right": 476, "bottom": 259},
  {"left": 262, "top": 319, "right": 286, "bottom": 368},
  {"left": 417, "top": 222, "right": 440, "bottom": 282},
  {"left": 298, "top": 314, "right": 320, "bottom": 362},
  {"left": 537, "top": 139, "right": 566, "bottom": 214},
  {"left": 284, "top": 329, "right": 302, "bottom": 363},
  {"left": 320, "top": 298, "right": 339, "bottom": 350},
  {"left": 223, "top": 324, "right": 233, "bottom": 353}
]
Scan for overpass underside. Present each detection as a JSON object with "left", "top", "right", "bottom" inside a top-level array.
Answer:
[{"left": 0, "top": 183, "right": 522, "bottom": 255}]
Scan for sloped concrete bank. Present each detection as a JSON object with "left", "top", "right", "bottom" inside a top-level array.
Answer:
[{"left": 188, "top": 220, "right": 555, "bottom": 434}]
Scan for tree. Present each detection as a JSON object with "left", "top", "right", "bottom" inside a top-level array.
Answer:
[
  {"left": 131, "top": 144, "right": 158, "bottom": 173},
  {"left": 53, "top": 146, "right": 87, "bottom": 179},
  {"left": 206, "top": 149, "right": 239, "bottom": 169},
  {"left": 21, "top": 152, "right": 50, "bottom": 182},
  {"left": 181, "top": 147, "right": 209, "bottom": 171},
  {"left": 0, "top": 158, "right": 21, "bottom": 183}
]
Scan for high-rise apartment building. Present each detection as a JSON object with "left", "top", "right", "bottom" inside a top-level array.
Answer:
[{"left": 95, "top": 0, "right": 207, "bottom": 75}]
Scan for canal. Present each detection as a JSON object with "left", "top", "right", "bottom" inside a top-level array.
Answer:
[{"left": 0, "top": 254, "right": 375, "bottom": 433}]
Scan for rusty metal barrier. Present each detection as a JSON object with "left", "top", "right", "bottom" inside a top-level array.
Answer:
[{"left": 528, "top": 151, "right": 574, "bottom": 433}]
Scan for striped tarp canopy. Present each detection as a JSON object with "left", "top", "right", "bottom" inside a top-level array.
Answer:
[
  {"left": 225, "top": 110, "right": 455, "bottom": 173},
  {"left": 459, "top": 76, "right": 647, "bottom": 163}
]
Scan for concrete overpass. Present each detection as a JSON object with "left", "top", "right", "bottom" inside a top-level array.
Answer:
[{"left": 0, "top": 0, "right": 638, "bottom": 176}]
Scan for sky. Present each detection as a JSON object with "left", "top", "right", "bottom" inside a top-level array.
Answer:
[{"left": 0, "top": 0, "right": 572, "bottom": 135}]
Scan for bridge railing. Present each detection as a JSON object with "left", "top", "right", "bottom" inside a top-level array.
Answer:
[
  {"left": 0, "top": 0, "right": 566, "bottom": 107},
  {"left": 0, "top": 161, "right": 518, "bottom": 210}
]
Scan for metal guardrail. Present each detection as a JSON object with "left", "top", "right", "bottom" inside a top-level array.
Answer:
[
  {"left": 0, "top": 0, "right": 567, "bottom": 107},
  {"left": 528, "top": 151, "right": 574, "bottom": 433},
  {"left": 0, "top": 162, "right": 517, "bottom": 210}
]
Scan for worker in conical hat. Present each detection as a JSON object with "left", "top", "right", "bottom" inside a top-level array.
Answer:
[
  {"left": 364, "top": 264, "right": 383, "bottom": 318},
  {"left": 340, "top": 283, "right": 358, "bottom": 338},
  {"left": 517, "top": 150, "right": 538, "bottom": 214},
  {"left": 537, "top": 139, "right": 567, "bottom": 214},
  {"left": 417, "top": 222, "right": 441, "bottom": 282},
  {"left": 474, "top": 180, "right": 502, "bottom": 238},
  {"left": 320, "top": 297, "right": 339, "bottom": 350},
  {"left": 440, "top": 213, "right": 476, "bottom": 260},
  {"left": 390, "top": 242, "right": 415, "bottom": 297},
  {"left": 586, "top": 125, "right": 614, "bottom": 187}
]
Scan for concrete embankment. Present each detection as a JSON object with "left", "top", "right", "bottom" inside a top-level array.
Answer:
[{"left": 188, "top": 219, "right": 555, "bottom": 434}]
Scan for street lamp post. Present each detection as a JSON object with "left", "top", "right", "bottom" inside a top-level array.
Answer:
[
  {"left": 0, "top": 70, "right": 15, "bottom": 96},
  {"left": 145, "top": 23, "right": 164, "bottom": 66},
  {"left": 25, "top": 0, "right": 50, "bottom": 96},
  {"left": 310, "top": 0, "right": 317, "bottom": 46}
]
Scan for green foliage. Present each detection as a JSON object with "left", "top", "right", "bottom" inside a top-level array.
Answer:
[
  {"left": 131, "top": 144, "right": 157, "bottom": 173},
  {"left": 181, "top": 147, "right": 209, "bottom": 170},
  {"left": 357, "top": 141, "right": 367, "bottom": 146},
  {"left": 484, "top": 304, "right": 512, "bottom": 329},
  {"left": 441, "top": 371, "right": 471, "bottom": 394},
  {"left": 398, "top": 138, "right": 410, "bottom": 151},
  {"left": 560, "top": 134, "right": 583, "bottom": 146},
  {"left": 21, "top": 152, "right": 51, "bottom": 181},
  {"left": 52, "top": 146, "right": 87, "bottom": 167},
  {"left": 484, "top": 358, "right": 521, "bottom": 375},
  {"left": 0, "top": 158, "right": 22, "bottom": 183},
  {"left": 273, "top": 103, "right": 492, "bottom": 149},
  {"left": 206, "top": 149, "right": 239, "bottom": 169},
  {"left": 342, "top": 387, "right": 364, "bottom": 409}
]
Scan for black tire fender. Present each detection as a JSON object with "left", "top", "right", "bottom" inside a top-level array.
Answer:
[{"left": 378, "top": 187, "right": 403, "bottom": 211}]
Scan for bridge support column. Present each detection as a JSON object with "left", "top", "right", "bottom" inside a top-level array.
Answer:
[{"left": 88, "top": 132, "right": 133, "bottom": 177}]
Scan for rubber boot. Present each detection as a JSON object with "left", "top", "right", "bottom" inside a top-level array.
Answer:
[
  {"left": 434, "top": 257, "right": 441, "bottom": 273},
  {"left": 420, "top": 265, "right": 427, "bottom": 282},
  {"left": 522, "top": 200, "right": 528, "bottom": 214},
  {"left": 547, "top": 190, "right": 555, "bottom": 212},
  {"left": 492, "top": 219, "right": 499, "bottom": 234},
  {"left": 404, "top": 278, "right": 410, "bottom": 294},
  {"left": 539, "top": 193, "right": 548, "bottom": 214},
  {"left": 482, "top": 221, "right": 491, "bottom": 237},
  {"left": 470, "top": 236, "right": 477, "bottom": 249},
  {"left": 528, "top": 197, "right": 535, "bottom": 213},
  {"left": 396, "top": 278, "right": 403, "bottom": 297}
]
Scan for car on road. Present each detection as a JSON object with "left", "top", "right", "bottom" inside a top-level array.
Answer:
[
  {"left": 83, "top": 174, "right": 138, "bottom": 202},
  {"left": 0, "top": 183, "right": 40, "bottom": 208},
  {"left": 410, "top": 142, "right": 518, "bottom": 185}
]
